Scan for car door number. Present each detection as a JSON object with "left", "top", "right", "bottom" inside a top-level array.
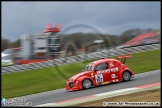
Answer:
[{"left": 95, "top": 74, "right": 103, "bottom": 83}]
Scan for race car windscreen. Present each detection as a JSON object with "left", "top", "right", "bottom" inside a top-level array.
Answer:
[{"left": 84, "top": 63, "right": 94, "bottom": 71}]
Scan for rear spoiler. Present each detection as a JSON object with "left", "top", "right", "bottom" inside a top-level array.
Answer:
[{"left": 117, "top": 55, "right": 132, "bottom": 64}]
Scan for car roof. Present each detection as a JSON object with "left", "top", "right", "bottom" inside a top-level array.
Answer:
[{"left": 91, "top": 58, "right": 120, "bottom": 65}]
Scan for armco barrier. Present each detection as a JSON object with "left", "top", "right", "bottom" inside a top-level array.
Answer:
[{"left": 1, "top": 43, "right": 161, "bottom": 74}]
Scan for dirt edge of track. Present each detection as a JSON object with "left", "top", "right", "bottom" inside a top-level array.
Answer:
[{"left": 72, "top": 88, "right": 161, "bottom": 107}]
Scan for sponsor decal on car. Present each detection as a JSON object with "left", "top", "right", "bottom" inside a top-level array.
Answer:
[
  {"left": 111, "top": 79, "right": 119, "bottom": 82},
  {"left": 112, "top": 80, "right": 115, "bottom": 82},
  {"left": 116, "top": 79, "right": 119, "bottom": 82},
  {"left": 91, "top": 73, "right": 94, "bottom": 78},
  {"left": 102, "top": 82, "right": 109, "bottom": 85},
  {"left": 111, "top": 74, "right": 116, "bottom": 78},
  {"left": 97, "top": 67, "right": 118, "bottom": 74},
  {"left": 109, "top": 62, "right": 114, "bottom": 67}
]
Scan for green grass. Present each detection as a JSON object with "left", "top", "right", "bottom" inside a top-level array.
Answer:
[{"left": 2, "top": 50, "right": 160, "bottom": 98}]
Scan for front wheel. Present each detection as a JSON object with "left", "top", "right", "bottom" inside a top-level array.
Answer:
[
  {"left": 122, "top": 71, "right": 131, "bottom": 81},
  {"left": 82, "top": 79, "right": 92, "bottom": 89}
]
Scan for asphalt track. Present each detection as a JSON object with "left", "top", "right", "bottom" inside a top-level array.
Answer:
[{"left": 17, "top": 70, "right": 161, "bottom": 106}]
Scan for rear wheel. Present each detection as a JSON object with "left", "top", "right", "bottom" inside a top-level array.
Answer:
[
  {"left": 82, "top": 79, "right": 92, "bottom": 89},
  {"left": 122, "top": 71, "right": 131, "bottom": 81}
]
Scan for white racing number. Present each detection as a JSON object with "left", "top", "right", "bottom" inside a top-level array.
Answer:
[{"left": 95, "top": 74, "right": 103, "bottom": 83}]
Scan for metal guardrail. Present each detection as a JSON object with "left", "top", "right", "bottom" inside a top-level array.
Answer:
[{"left": 1, "top": 43, "right": 160, "bottom": 74}]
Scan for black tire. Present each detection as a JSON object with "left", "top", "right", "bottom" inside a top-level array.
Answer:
[
  {"left": 82, "top": 79, "right": 92, "bottom": 89},
  {"left": 122, "top": 71, "right": 131, "bottom": 81}
]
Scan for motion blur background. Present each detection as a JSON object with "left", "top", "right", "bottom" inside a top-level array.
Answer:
[
  {"left": 1, "top": 2, "right": 161, "bottom": 102},
  {"left": 1, "top": 1, "right": 161, "bottom": 65}
]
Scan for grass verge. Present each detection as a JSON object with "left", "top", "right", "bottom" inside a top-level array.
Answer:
[{"left": 2, "top": 50, "right": 160, "bottom": 98}]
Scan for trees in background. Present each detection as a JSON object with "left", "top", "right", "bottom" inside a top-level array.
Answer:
[
  {"left": 1, "top": 28, "right": 158, "bottom": 52},
  {"left": 1, "top": 39, "right": 20, "bottom": 52}
]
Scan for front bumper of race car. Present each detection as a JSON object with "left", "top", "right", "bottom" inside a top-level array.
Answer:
[{"left": 66, "top": 81, "right": 83, "bottom": 91}]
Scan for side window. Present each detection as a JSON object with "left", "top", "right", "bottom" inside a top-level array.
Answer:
[{"left": 96, "top": 63, "right": 108, "bottom": 70}]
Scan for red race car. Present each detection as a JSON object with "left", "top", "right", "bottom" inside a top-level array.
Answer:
[{"left": 66, "top": 55, "right": 135, "bottom": 91}]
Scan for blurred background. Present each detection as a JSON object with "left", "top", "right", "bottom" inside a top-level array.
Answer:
[
  {"left": 1, "top": 2, "right": 161, "bottom": 66},
  {"left": 1, "top": 1, "right": 161, "bottom": 100}
]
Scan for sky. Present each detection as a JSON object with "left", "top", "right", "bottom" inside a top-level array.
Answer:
[{"left": 2, "top": 1, "right": 161, "bottom": 41}]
